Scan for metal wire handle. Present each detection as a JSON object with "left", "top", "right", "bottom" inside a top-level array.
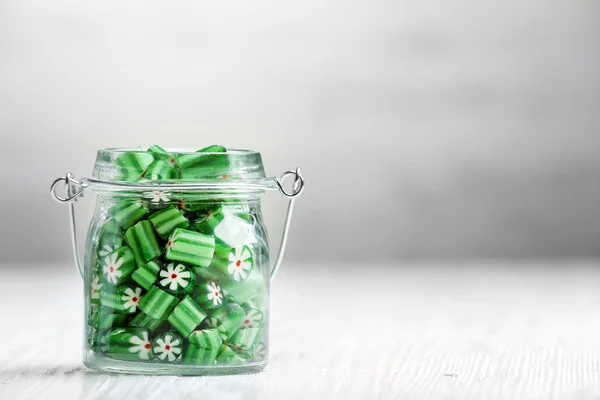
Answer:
[{"left": 50, "top": 168, "right": 304, "bottom": 281}]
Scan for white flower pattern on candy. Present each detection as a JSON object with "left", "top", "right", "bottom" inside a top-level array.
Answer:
[
  {"left": 159, "top": 264, "right": 192, "bottom": 291},
  {"left": 206, "top": 282, "right": 222, "bottom": 307},
  {"left": 129, "top": 331, "right": 152, "bottom": 360},
  {"left": 227, "top": 246, "right": 253, "bottom": 281},
  {"left": 121, "top": 287, "right": 143, "bottom": 312},
  {"left": 98, "top": 237, "right": 122, "bottom": 257},
  {"left": 103, "top": 253, "right": 124, "bottom": 284},
  {"left": 91, "top": 276, "right": 104, "bottom": 300},
  {"left": 143, "top": 191, "right": 171, "bottom": 203},
  {"left": 239, "top": 309, "right": 262, "bottom": 329},
  {"left": 153, "top": 334, "right": 182, "bottom": 362}
]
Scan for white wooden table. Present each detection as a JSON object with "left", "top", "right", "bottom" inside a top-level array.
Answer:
[{"left": 2, "top": 261, "right": 600, "bottom": 399}]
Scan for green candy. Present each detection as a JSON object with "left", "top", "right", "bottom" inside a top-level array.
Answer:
[
  {"left": 194, "top": 281, "right": 225, "bottom": 310},
  {"left": 183, "top": 345, "right": 219, "bottom": 366},
  {"left": 129, "top": 312, "right": 164, "bottom": 332},
  {"left": 144, "top": 159, "right": 178, "bottom": 181},
  {"left": 125, "top": 220, "right": 162, "bottom": 268},
  {"left": 167, "top": 295, "right": 207, "bottom": 337},
  {"left": 109, "top": 200, "right": 148, "bottom": 230},
  {"left": 222, "top": 282, "right": 257, "bottom": 306},
  {"left": 99, "top": 284, "right": 143, "bottom": 314},
  {"left": 165, "top": 228, "right": 215, "bottom": 268},
  {"left": 178, "top": 146, "right": 230, "bottom": 180},
  {"left": 252, "top": 342, "right": 266, "bottom": 362},
  {"left": 215, "top": 245, "right": 253, "bottom": 282},
  {"left": 90, "top": 272, "right": 105, "bottom": 304},
  {"left": 157, "top": 262, "right": 195, "bottom": 296},
  {"left": 216, "top": 344, "right": 246, "bottom": 365},
  {"left": 152, "top": 332, "right": 183, "bottom": 362},
  {"left": 131, "top": 260, "right": 161, "bottom": 290},
  {"left": 237, "top": 308, "right": 263, "bottom": 330},
  {"left": 95, "top": 308, "right": 130, "bottom": 331},
  {"left": 101, "top": 246, "right": 136, "bottom": 285},
  {"left": 210, "top": 302, "right": 245, "bottom": 340},
  {"left": 138, "top": 286, "right": 179, "bottom": 320},
  {"left": 115, "top": 151, "right": 154, "bottom": 180},
  {"left": 149, "top": 205, "right": 189, "bottom": 239},
  {"left": 193, "top": 205, "right": 224, "bottom": 234},
  {"left": 229, "top": 327, "right": 262, "bottom": 352},
  {"left": 106, "top": 328, "right": 153, "bottom": 361},
  {"left": 187, "top": 328, "right": 223, "bottom": 349}
]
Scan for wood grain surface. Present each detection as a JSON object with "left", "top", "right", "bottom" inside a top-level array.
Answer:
[{"left": 2, "top": 261, "right": 600, "bottom": 399}]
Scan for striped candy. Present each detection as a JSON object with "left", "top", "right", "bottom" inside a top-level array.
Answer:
[
  {"left": 167, "top": 296, "right": 207, "bottom": 337},
  {"left": 187, "top": 328, "right": 223, "bottom": 349},
  {"left": 148, "top": 205, "right": 189, "bottom": 239},
  {"left": 183, "top": 345, "right": 219, "bottom": 365},
  {"left": 125, "top": 220, "right": 162, "bottom": 268},
  {"left": 229, "top": 327, "right": 262, "bottom": 352},
  {"left": 129, "top": 312, "right": 163, "bottom": 332},
  {"left": 178, "top": 145, "right": 229, "bottom": 180},
  {"left": 215, "top": 344, "right": 246, "bottom": 366},
  {"left": 115, "top": 151, "right": 154, "bottom": 180},
  {"left": 109, "top": 200, "right": 148, "bottom": 230},
  {"left": 165, "top": 228, "right": 215, "bottom": 268},
  {"left": 210, "top": 303, "right": 245, "bottom": 340},
  {"left": 193, "top": 205, "right": 224, "bottom": 235},
  {"left": 138, "top": 286, "right": 179, "bottom": 320},
  {"left": 144, "top": 159, "right": 178, "bottom": 181},
  {"left": 131, "top": 260, "right": 161, "bottom": 290}
]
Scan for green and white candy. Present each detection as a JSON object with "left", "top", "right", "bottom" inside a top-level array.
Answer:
[
  {"left": 102, "top": 246, "right": 136, "bottom": 285},
  {"left": 125, "top": 220, "right": 162, "bottom": 268},
  {"left": 99, "top": 284, "right": 143, "bottom": 314},
  {"left": 152, "top": 332, "right": 183, "bottom": 362},
  {"left": 157, "top": 262, "right": 195, "bottom": 296},
  {"left": 148, "top": 205, "right": 189, "bottom": 239},
  {"left": 106, "top": 328, "right": 153, "bottom": 361}
]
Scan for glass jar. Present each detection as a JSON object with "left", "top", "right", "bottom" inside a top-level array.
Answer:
[{"left": 50, "top": 147, "right": 304, "bottom": 375}]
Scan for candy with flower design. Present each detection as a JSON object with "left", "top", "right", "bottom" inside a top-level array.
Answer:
[
  {"left": 158, "top": 263, "right": 195, "bottom": 296},
  {"left": 195, "top": 281, "right": 224, "bottom": 310},
  {"left": 100, "top": 284, "right": 143, "bottom": 314},
  {"left": 210, "top": 302, "right": 245, "bottom": 340},
  {"left": 102, "top": 246, "right": 135, "bottom": 285},
  {"left": 238, "top": 308, "right": 263, "bottom": 329},
  {"left": 229, "top": 327, "right": 263, "bottom": 352},
  {"left": 106, "top": 328, "right": 153, "bottom": 361},
  {"left": 224, "top": 246, "right": 253, "bottom": 282},
  {"left": 153, "top": 332, "right": 183, "bottom": 362},
  {"left": 90, "top": 273, "right": 104, "bottom": 304}
]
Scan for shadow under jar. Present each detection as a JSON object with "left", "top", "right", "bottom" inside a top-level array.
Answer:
[{"left": 52, "top": 147, "right": 304, "bottom": 375}]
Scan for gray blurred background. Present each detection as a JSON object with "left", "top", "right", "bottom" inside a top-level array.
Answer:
[{"left": 1, "top": 0, "right": 599, "bottom": 265}]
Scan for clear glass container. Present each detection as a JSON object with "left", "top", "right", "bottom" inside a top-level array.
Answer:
[{"left": 51, "top": 147, "right": 304, "bottom": 375}]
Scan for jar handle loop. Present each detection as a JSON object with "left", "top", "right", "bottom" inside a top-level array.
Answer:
[
  {"left": 270, "top": 167, "right": 304, "bottom": 281},
  {"left": 50, "top": 168, "right": 305, "bottom": 282},
  {"left": 50, "top": 173, "right": 86, "bottom": 278}
]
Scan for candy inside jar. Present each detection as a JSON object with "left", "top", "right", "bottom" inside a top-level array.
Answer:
[{"left": 56, "top": 145, "right": 304, "bottom": 375}]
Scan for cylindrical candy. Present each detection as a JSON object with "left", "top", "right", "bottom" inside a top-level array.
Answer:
[
  {"left": 229, "top": 327, "right": 262, "bottom": 352},
  {"left": 109, "top": 200, "right": 149, "bottom": 230},
  {"left": 138, "top": 286, "right": 179, "bottom": 320},
  {"left": 129, "top": 312, "right": 163, "bottom": 332},
  {"left": 90, "top": 306, "right": 130, "bottom": 331},
  {"left": 102, "top": 246, "right": 136, "bottom": 285},
  {"left": 125, "top": 220, "right": 162, "bottom": 268},
  {"left": 187, "top": 328, "right": 223, "bottom": 349},
  {"left": 115, "top": 151, "right": 154, "bottom": 180},
  {"left": 195, "top": 281, "right": 224, "bottom": 310},
  {"left": 210, "top": 302, "right": 245, "bottom": 340},
  {"left": 165, "top": 228, "right": 215, "bottom": 268},
  {"left": 148, "top": 205, "right": 189, "bottom": 239},
  {"left": 106, "top": 328, "right": 153, "bottom": 361},
  {"left": 183, "top": 345, "right": 219, "bottom": 365},
  {"left": 144, "top": 159, "right": 177, "bottom": 181},
  {"left": 166, "top": 295, "right": 207, "bottom": 337},
  {"left": 131, "top": 260, "right": 161, "bottom": 290},
  {"left": 178, "top": 146, "right": 229, "bottom": 180},
  {"left": 152, "top": 332, "right": 183, "bottom": 362},
  {"left": 215, "top": 344, "right": 246, "bottom": 366},
  {"left": 100, "top": 284, "right": 143, "bottom": 314},
  {"left": 193, "top": 205, "right": 224, "bottom": 235},
  {"left": 157, "top": 263, "right": 195, "bottom": 296}
]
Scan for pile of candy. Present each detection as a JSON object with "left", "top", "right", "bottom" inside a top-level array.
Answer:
[{"left": 87, "top": 145, "right": 268, "bottom": 366}]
